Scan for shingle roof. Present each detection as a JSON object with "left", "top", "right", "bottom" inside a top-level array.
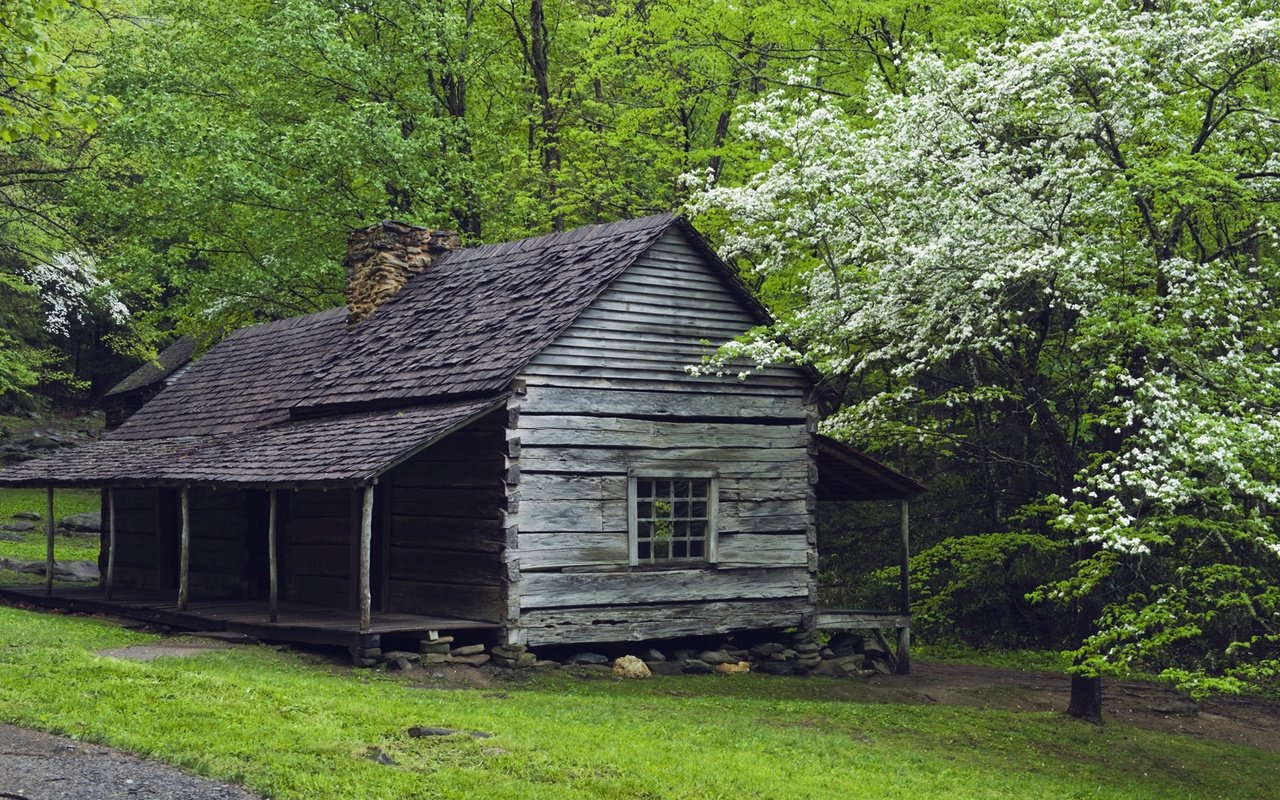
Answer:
[
  {"left": 111, "top": 309, "right": 348, "bottom": 439},
  {"left": 0, "top": 213, "right": 778, "bottom": 488},
  {"left": 0, "top": 398, "right": 503, "bottom": 488},
  {"left": 284, "top": 213, "right": 677, "bottom": 412},
  {"left": 103, "top": 336, "right": 197, "bottom": 398}
]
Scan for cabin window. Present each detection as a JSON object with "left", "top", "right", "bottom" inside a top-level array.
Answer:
[{"left": 628, "top": 473, "right": 718, "bottom": 565}]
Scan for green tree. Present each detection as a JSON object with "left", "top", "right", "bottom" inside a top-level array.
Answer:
[
  {"left": 691, "top": 0, "right": 1280, "bottom": 720},
  {"left": 0, "top": 0, "right": 124, "bottom": 403}
]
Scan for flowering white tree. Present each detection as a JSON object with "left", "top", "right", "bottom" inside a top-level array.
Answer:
[
  {"left": 690, "top": 0, "right": 1280, "bottom": 720},
  {"left": 26, "top": 250, "right": 129, "bottom": 337}
]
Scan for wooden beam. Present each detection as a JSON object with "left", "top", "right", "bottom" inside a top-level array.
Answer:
[
  {"left": 897, "top": 499, "right": 911, "bottom": 676},
  {"left": 359, "top": 484, "right": 374, "bottom": 633},
  {"left": 105, "top": 488, "right": 117, "bottom": 600},
  {"left": 177, "top": 485, "right": 190, "bottom": 611},
  {"left": 814, "top": 609, "right": 911, "bottom": 629},
  {"left": 268, "top": 488, "right": 278, "bottom": 623},
  {"left": 44, "top": 487, "right": 54, "bottom": 597}
]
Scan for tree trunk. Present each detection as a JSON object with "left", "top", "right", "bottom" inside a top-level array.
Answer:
[
  {"left": 1067, "top": 674, "right": 1102, "bottom": 724},
  {"left": 1066, "top": 546, "right": 1104, "bottom": 723}
]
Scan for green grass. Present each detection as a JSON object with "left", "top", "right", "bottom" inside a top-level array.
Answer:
[
  {"left": 0, "top": 606, "right": 1275, "bottom": 799},
  {"left": 0, "top": 488, "right": 101, "bottom": 568},
  {"left": 0, "top": 486, "right": 100, "bottom": 523},
  {"left": 913, "top": 643, "right": 1070, "bottom": 673}
]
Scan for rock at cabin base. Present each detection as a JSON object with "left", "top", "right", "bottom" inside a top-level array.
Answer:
[
  {"left": 612, "top": 655, "right": 651, "bottom": 679},
  {"left": 451, "top": 643, "right": 485, "bottom": 656},
  {"left": 697, "top": 650, "right": 735, "bottom": 666},
  {"left": 452, "top": 653, "right": 491, "bottom": 667},
  {"left": 567, "top": 652, "right": 609, "bottom": 665},
  {"left": 646, "top": 661, "right": 683, "bottom": 676},
  {"left": 643, "top": 648, "right": 666, "bottom": 662},
  {"left": 12, "top": 511, "right": 40, "bottom": 520},
  {"left": 755, "top": 660, "right": 809, "bottom": 677},
  {"left": 715, "top": 661, "right": 750, "bottom": 675},
  {"left": 826, "top": 633, "right": 863, "bottom": 657},
  {"left": 681, "top": 660, "right": 713, "bottom": 675},
  {"left": 749, "top": 642, "right": 785, "bottom": 659},
  {"left": 1, "top": 520, "right": 35, "bottom": 532}
]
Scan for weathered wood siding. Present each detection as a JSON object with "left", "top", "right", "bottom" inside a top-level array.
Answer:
[
  {"left": 282, "top": 488, "right": 352, "bottom": 605},
  {"left": 383, "top": 409, "right": 509, "bottom": 623},
  {"left": 187, "top": 488, "right": 260, "bottom": 598},
  {"left": 103, "top": 487, "right": 264, "bottom": 599},
  {"left": 102, "top": 488, "right": 162, "bottom": 589},
  {"left": 512, "top": 228, "right": 819, "bottom": 645}
]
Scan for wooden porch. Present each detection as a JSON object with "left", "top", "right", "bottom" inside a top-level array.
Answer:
[{"left": 0, "top": 583, "right": 500, "bottom": 652}]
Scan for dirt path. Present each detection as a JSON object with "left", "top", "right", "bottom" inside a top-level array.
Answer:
[
  {"left": 0, "top": 725, "right": 264, "bottom": 800},
  {"left": 865, "top": 661, "right": 1280, "bottom": 752}
]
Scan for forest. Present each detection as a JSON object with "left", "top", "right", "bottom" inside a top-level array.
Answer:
[{"left": 2, "top": 0, "right": 1279, "bottom": 722}]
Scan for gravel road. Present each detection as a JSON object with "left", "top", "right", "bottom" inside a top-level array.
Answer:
[{"left": 0, "top": 725, "right": 264, "bottom": 800}]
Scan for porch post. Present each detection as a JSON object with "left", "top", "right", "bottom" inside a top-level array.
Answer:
[
  {"left": 359, "top": 484, "right": 374, "bottom": 633},
  {"left": 897, "top": 498, "right": 911, "bottom": 676},
  {"left": 268, "top": 488, "right": 278, "bottom": 623},
  {"left": 177, "top": 485, "right": 190, "bottom": 611},
  {"left": 44, "top": 487, "right": 54, "bottom": 597},
  {"left": 105, "top": 488, "right": 117, "bottom": 600}
]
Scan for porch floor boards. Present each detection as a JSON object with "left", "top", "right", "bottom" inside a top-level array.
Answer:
[{"left": 0, "top": 584, "right": 499, "bottom": 649}]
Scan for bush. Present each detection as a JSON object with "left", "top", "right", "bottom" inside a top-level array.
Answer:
[{"left": 870, "top": 532, "right": 1073, "bottom": 649}]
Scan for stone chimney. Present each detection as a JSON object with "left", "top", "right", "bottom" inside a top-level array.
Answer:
[{"left": 345, "top": 220, "right": 461, "bottom": 326}]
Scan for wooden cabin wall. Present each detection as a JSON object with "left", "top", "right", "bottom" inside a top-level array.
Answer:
[
  {"left": 102, "top": 487, "right": 162, "bottom": 589},
  {"left": 511, "top": 228, "right": 819, "bottom": 646},
  {"left": 187, "top": 488, "right": 259, "bottom": 598},
  {"left": 282, "top": 488, "right": 352, "bottom": 605},
  {"left": 384, "top": 409, "right": 509, "bottom": 624}
]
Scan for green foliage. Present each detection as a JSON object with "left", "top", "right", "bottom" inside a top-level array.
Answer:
[
  {"left": 871, "top": 532, "right": 1073, "bottom": 649},
  {"left": 1, "top": 605, "right": 1278, "bottom": 799},
  {"left": 913, "top": 644, "right": 1070, "bottom": 675},
  {"left": 693, "top": 0, "right": 1280, "bottom": 703}
]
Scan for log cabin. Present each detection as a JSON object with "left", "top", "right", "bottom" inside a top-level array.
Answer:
[{"left": 0, "top": 214, "right": 923, "bottom": 659}]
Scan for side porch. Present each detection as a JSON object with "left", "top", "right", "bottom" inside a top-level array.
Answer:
[
  {"left": 0, "top": 583, "right": 499, "bottom": 654},
  {"left": 0, "top": 402, "right": 516, "bottom": 663}
]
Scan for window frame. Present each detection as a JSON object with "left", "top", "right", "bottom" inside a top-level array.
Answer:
[{"left": 627, "top": 468, "right": 719, "bottom": 567}]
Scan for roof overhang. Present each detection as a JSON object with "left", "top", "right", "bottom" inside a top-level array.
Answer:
[
  {"left": 814, "top": 434, "right": 927, "bottom": 501},
  {"left": 0, "top": 396, "right": 507, "bottom": 490}
]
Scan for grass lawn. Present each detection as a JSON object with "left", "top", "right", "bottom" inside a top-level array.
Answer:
[
  {"left": 0, "top": 606, "right": 1275, "bottom": 800},
  {"left": 0, "top": 488, "right": 101, "bottom": 572}
]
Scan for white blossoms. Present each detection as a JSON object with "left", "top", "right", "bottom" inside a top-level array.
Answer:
[{"left": 26, "top": 251, "right": 129, "bottom": 336}]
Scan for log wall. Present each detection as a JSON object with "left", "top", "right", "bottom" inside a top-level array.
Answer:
[
  {"left": 383, "top": 409, "right": 509, "bottom": 623},
  {"left": 511, "top": 228, "right": 819, "bottom": 645},
  {"left": 187, "top": 488, "right": 260, "bottom": 598},
  {"left": 282, "top": 488, "right": 352, "bottom": 606},
  {"left": 103, "top": 487, "right": 162, "bottom": 589}
]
